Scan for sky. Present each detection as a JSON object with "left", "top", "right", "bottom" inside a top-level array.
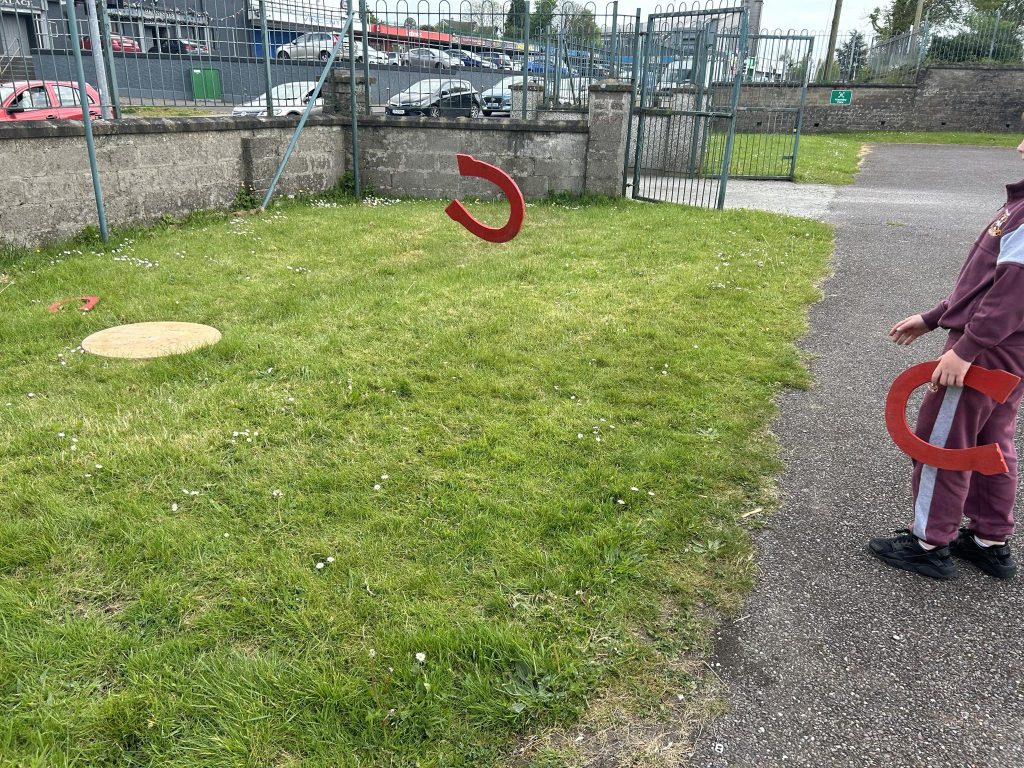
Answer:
[{"left": 626, "top": 0, "right": 883, "bottom": 34}]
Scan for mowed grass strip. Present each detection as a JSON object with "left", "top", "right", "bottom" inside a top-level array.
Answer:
[
  {"left": 795, "top": 130, "right": 1021, "bottom": 185},
  {"left": 0, "top": 198, "right": 829, "bottom": 767}
]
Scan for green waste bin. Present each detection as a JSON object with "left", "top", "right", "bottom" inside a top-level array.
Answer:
[{"left": 190, "top": 68, "right": 223, "bottom": 100}]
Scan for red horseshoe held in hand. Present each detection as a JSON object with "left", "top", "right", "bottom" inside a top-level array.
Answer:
[
  {"left": 444, "top": 154, "right": 525, "bottom": 243},
  {"left": 885, "top": 361, "right": 1021, "bottom": 475},
  {"left": 48, "top": 296, "right": 100, "bottom": 313}
]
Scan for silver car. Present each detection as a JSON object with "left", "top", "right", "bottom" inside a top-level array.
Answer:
[
  {"left": 275, "top": 32, "right": 339, "bottom": 62},
  {"left": 406, "top": 47, "right": 459, "bottom": 69},
  {"left": 231, "top": 81, "right": 323, "bottom": 117}
]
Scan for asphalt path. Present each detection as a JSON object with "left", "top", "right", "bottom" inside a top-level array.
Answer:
[{"left": 688, "top": 144, "right": 1024, "bottom": 767}]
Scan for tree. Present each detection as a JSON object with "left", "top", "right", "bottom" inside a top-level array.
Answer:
[
  {"left": 869, "top": 0, "right": 962, "bottom": 36},
  {"left": 927, "top": 10, "right": 1024, "bottom": 60},
  {"left": 835, "top": 30, "right": 868, "bottom": 80},
  {"left": 531, "top": 0, "right": 558, "bottom": 36},
  {"left": 505, "top": 0, "right": 526, "bottom": 38},
  {"left": 559, "top": 1, "right": 600, "bottom": 46}
]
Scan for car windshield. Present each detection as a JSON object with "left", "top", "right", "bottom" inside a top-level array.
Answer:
[
  {"left": 396, "top": 79, "right": 444, "bottom": 99},
  {"left": 272, "top": 82, "right": 315, "bottom": 100},
  {"left": 0, "top": 85, "right": 14, "bottom": 103}
]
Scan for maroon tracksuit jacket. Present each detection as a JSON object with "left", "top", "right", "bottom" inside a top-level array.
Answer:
[{"left": 912, "top": 179, "right": 1024, "bottom": 546}]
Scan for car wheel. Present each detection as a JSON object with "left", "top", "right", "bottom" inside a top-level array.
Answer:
[
  {"left": 469, "top": 102, "right": 481, "bottom": 118},
  {"left": 277, "top": 51, "right": 290, "bottom": 60},
  {"left": 436, "top": 62, "right": 443, "bottom": 69},
  {"left": 428, "top": 105, "right": 441, "bottom": 118},
  {"left": 319, "top": 50, "right": 330, "bottom": 62}
]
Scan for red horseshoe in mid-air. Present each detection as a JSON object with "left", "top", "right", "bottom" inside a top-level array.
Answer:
[
  {"left": 444, "top": 154, "right": 525, "bottom": 243},
  {"left": 885, "top": 361, "right": 1021, "bottom": 475},
  {"left": 48, "top": 296, "right": 100, "bottom": 313}
]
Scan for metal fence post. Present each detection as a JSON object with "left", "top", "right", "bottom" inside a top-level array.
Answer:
[
  {"left": 96, "top": 0, "right": 121, "bottom": 119},
  {"left": 717, "top": 8, "right": 749, "bottom": 209},
  {"left": 620, "top": 6, "right": 641, "bottom": 197},
  {"left": 63, "top": 0, "right": 108, "bottom": 242},
  {"left": 359, "top": 0, "right": 371, "bottom": 115},
  {"left": 261, "top": 13, "right": 355, "bottom": 210},
  {"left": 609, "top": 1, "right": 618, "bottom": 78},
  {"left": 84, "top": 0, "right": 111, "bottom": 119},
  {"left": 258, "top": 0, "right": 274, "bottom": 117},
  {"left": 348, "top": 13, "right": 361, "bottom": 197},
  {"left": 521, "top": 0, "right": 531, "bottom": 119}
]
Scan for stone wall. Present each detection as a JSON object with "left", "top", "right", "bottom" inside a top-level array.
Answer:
[
  {"left": 0, "top": 117, "right": 343, "bottom": 247},
  {"left": 726, "top": 65, "right": 1024, "bottom": 133},
  {"left": 0, "top": 79, "right": 636, "bottom": 248},
  {"left": 358, "top": 117, "right": 588, "bottom": 199}
]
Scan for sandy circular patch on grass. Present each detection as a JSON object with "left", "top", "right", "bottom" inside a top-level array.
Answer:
[{"left": 82, "top": 322, "right": 221, "bottom": 359}]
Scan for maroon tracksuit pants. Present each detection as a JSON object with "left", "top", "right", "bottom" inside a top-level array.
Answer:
[{"left": 912, "top": 334, "right": 1024, "bottom": 546}]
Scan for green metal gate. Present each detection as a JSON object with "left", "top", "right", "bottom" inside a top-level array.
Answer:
[
  {"left": 628, "top": 5, "right": 749, "bottom": 208},
  {"left": 725, "top": 32, "right": 813, "bottom": 180}
]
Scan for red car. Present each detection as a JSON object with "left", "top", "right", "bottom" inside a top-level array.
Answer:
[
  {"left": 0, "top": 80, "right": 101, "bottom": 121},
  {"left": 82, "top": 35, "right": 142, "bottom": 53}
]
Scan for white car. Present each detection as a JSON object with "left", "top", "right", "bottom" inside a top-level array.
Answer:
[{"left": 232, "top": 81, "right": 323, "bottom": 117}]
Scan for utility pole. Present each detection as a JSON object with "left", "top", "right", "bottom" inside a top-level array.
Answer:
[
  {"left": 823, "top": 0, "right": 842, "bottom": 82},
  {"left": 910, "top": 0, "right": 925, "bottom": 58},
  {"left": 84, "top": 0, "right": 111, "bottom": 118}
]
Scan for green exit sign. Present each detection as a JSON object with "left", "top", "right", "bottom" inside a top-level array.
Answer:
[{"left": 830, "top": 89, "right": 853, "bottom": 105}]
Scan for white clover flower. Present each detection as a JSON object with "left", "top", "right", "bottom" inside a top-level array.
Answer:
[
  {"left": 171, "top": 503, "right": 178, "bottom": 512},
  {"left": 373, "top": 484, "right": 382, "bottom": 491},
  {"left": 415, "top": 652, "right": 426, "bottom": 663},
  {"left": 315, "top": 562, "right": 325, "bottom": 570},
  {"left": 95, "top": 464, "right": 102, "bottom": 469},
  {"left": 27, "top": 393, "right": 34, "bottom": 398},
  {"left": 369, "top": 648, "right": 377, "bottom": 658},
  {"left": 630, "top": 486, "right": 640, "bottom": 492},
  {"left": 380, "top": 474, "right": 389, "bottom": 481},
  {"left": 272, "top": 489, "right": 283, "bottom": 498},
  {"left": 223, "top": 533, "right": 230, "bottom": 538},
  {"left": 326, "top": 556, "right": 335, "bottom": 563},
  {"left": 616, "top": 499, "right": 625, "bottom": 505}
]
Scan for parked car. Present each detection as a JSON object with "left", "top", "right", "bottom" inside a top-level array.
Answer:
[
  {"left": 82, "top": 34, "right": 141, "bottom": 53},
  {"left": 480, "top": 52, "right": 514, "bottom": 70},
  {"left": 526, "top": 56, "right": 575, "bottom": 76},
  {"left": 149, "top": 38, "right": 209, "bottom": 55},
  {"left": 0, "top": 80, "right": 100, "bottom": 121},
  {"left": 340, "top": 41, "right": 388, "bottom": 65},
  {"left": 406, "top": 47, "right": 459, "bottom": 69},
  {"left": 275, "top": 31, "right": 339, "bottom": 61},
  {"left": 386, "top": 50, "right": 407, "bottom": 66},
  {"left": 446, "top": 48, "right": 495, "bottom": 68},
  {"left": 385, "top": 78, "right": 481, "bottom": 117},
  {"left": 231, "top": 81, "right": 322, "bottom": 117},
  {"left": 481, "top": 75, "right": 541, "bottom": 116}
]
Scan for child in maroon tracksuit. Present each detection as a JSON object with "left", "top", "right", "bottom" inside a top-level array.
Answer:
[{"left": 870, "top": 138, "right": 1024, "bottom": 580}]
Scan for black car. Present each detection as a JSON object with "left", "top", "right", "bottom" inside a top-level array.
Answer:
[
  {"left": 148, "top": 38, "right": 209, "bottom": 55},
  {"left": 385, "top": 78, "right": 482, "bottom": 117}
]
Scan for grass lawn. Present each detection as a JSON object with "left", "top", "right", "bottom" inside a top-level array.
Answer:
[
  {"left": 794, "top": 131, "right": 1021, "bottom": 185},
  {"left": 706, "top": 129, "right": 1017, "bottom": 186},
  {"left": 0, "top": 197, "right": 830, "bottom": 767}
]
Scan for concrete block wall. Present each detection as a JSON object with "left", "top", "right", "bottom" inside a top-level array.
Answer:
[{"left": 357, "top": 116, "right": 588, "bottom": 199}]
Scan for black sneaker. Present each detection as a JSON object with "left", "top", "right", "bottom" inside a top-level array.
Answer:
[
  {"left": 950, "top": 528, "right": 1018, "bottom": 580},
  {"left": 868, "top": 529, "right": 957, "bottom": 580}
]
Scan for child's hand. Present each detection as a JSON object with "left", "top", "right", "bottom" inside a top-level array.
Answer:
[
  {"left": 931, "top": 349, "right": 971, "bottom": 388},
  {"left": 889, "top": 314, "right": 929, "bottom": 345}
]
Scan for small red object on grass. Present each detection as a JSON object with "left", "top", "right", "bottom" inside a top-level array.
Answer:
[
  {"left": 445, "top": 154, "right": 525, "bottom": 243},
  {"left": 49, "top": 296, "right": 100, "bottom": 313},
  {"left": 885, "top": 361, "right": 1021, "bottom": 475}
]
